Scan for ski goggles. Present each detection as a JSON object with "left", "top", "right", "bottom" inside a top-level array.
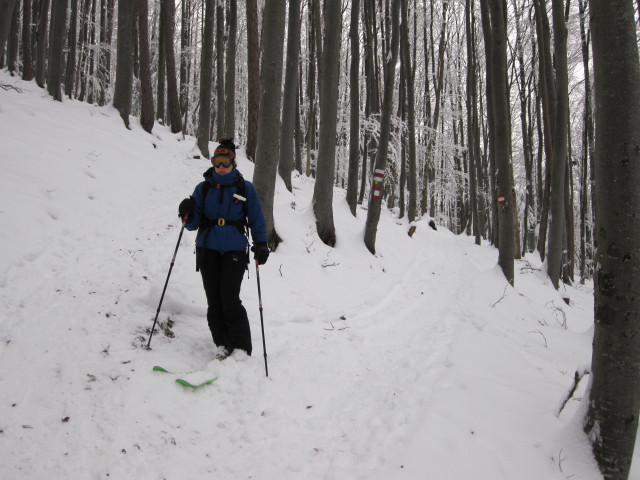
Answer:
[{"left": 212, "top": 156, "right": 234, "bottom": 168}]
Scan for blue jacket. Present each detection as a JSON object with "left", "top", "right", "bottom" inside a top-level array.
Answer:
[{"left": 185, "top": 167, "right": 268, "bottom": 253}]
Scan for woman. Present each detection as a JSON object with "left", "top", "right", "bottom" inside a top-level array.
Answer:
[{"left": 178, "top": 138, "right": 269, "bottom": 359}]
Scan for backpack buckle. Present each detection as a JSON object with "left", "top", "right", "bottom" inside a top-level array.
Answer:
[{"left": 217, "top": 218, "right": 226, "bottom": 227}]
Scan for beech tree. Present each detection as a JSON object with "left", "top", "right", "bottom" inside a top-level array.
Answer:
[
  {"left": 400, "top": 0, "right": 417, "bottom": 223},
  {"left": 215, "top": 0, "right": 225, "bottom": 139},
  {"left": 364, "top": 0, "right": 400, "bottom": 254},
  {"left": 584, "top": 0, "right": 640, "bottom": 477},
  {"left": 278, "top": 0, "right": 302, "bottom": 192},
  {"left": 112, "top": 0, "right": 134, "bottom": 127},
  {"left": 245, "top": 0, "right": 260, "bottom": 161},
  {"left": 0, "top": 0, "right": 19, "bottom": 58},
  {"left": 224, "top": 0, "right": 237, "bottom": 138},
  {"left": 161, "top": 0, "right": 182, "bottom": 134},
  {"left": 197, "top": 0, "right": 215, "bottom": 158},
  {"left": 137, "top": 0, "right": 154, "bottom": 133},
  {"left": 481, "top": 0, "right": 515, "bottom": 285},
  {"left": 0, "top": 0, "right": 613, "bottom": 295},
  {"left": 545, "top": 0, "right": 569, "bottom": 289},
  {"left": 346, "top": 0, "right": 361, "bottom": 217},
  {"left": 253, "top": 0, "right": 286, "bottom": 247},
  {"left": 312, "top": 0, "right": 343, "bottom": 247},
  {"left": 46, "top": 0, "right": 67, "bottom": 101}
]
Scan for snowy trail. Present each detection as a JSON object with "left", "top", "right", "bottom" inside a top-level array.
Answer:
[{"left": 0, "top": 74, "right": 611, "bottom": 480}]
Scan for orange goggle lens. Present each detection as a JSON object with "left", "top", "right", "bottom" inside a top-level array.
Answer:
[{"left": 212, "top": 156, "right": 233, "bottom": 167}]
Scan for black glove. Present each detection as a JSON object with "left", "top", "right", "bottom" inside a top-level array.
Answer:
[
  {"left": 178, "top": 197, "right": 195, "bottom": 222},
  {"left": 252, "top": 243, "right": 270, "bottom": 265}
]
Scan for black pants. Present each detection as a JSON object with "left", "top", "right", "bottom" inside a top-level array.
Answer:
[{"left": 197, "top": 247, "right": 252, "bottom": 355}]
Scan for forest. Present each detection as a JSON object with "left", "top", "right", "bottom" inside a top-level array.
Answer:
[{"left": 1, "top": 0, "right": 639, "bottom": 478}]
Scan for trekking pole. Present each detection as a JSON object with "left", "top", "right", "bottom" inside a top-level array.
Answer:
[
  {"left": 146, "top": 218, "right": 186, "bottom": 350},
  {"left": 255, "top": 260, "right": 269, "bottom": 377}
]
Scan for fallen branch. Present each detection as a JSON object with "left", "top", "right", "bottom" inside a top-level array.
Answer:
[
  {"left": 1, "top": 83, "right": 24, "bottom": 92},
  {"left": 557, "top": 370, "right": 590, "bottom": 416}
]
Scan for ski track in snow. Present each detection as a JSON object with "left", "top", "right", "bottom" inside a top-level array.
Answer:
[{"left": 2, "top": 71, "right": 632, "bottom": 480}]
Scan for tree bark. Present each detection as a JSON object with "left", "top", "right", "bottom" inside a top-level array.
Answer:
[
  {"left": 584, "top": 0, "right": 640, "bottom": 478},
  {"left": 400, "top": 0, "right": 417, "bottom": 223},
  {"left": 364, "top": 0, "right": 400, "bottom": 254},
  {"left": 245, "top": 0, "right": 259, "bottom": 161},
  {"left": 6, "top": 0, "right": 19, "bottom": 74},
  {"left": 0, "top": 0, "right": 19, "bottom": 59},
  {"left": 253, "top": 0, "right": 286, "bottom": 247},
  {"left": 156, "top": 2, "right": 166, "bottom": 124},
  {"left": 35, "top": 0, "right": 51, "bottom": 88},
  {"left": 546, "top": 0, "right": 569, "bottom": 289},
  {"left": 312, "top": 0, "right": 343, "bottom": 247},
  {"left": 161, "top": 0, "right": 182, "bottom": 134},
  {"left": 64, "top": 0, "right": 79, "bottom": 98},
  {"left": 113, "top": 0, "right": 134, "bottom": 127},
  {"left": 223, "top": 0, "right": 237, "bottom": 138},
  {"left": 47, "top": 0, "right": 68, "bottom": 101},
  {"left": 138, "top": 0, "right": 154, "bottom": 133},
  {"left": 22, "top": 0, "right": 35, "bottom": 80},
  {"left": 197, "top": 0, "right": 215, "bottom": 158},
  {"left": 482, "top": 0, "right": 515, "bottom": 285},
  {"left": 215, "top": 0, "right": 225, "bottom": 140},
  {"left": 578, "top": 0, "right": 594, "bottom": 283},
  {"left": 278, "top": 0, "right": 301, "bottom": 192},
  {"left": 346, "top": 0, "right": 361, "bottom": 216}
]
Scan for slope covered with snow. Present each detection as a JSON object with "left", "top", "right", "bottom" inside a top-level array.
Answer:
[{"left": 0, "top": 72, "right": 625, "bottom": 479}]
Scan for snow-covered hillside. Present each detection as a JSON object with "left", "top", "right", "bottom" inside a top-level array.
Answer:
[{"left": 0, "top": 72, "right": 630, "bottom": 479}]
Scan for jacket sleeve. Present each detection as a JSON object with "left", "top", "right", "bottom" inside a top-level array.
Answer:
[
  {"left": 245, "top": 182, "right": 268, "bottom": 243},
  {"left": 184, "top": 182, "right": 204, "bottom": 232}
]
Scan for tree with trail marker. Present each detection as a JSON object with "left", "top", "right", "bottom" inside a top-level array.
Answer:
[{"left": 364, "top": 0, "right": 400, "bottom": 255}]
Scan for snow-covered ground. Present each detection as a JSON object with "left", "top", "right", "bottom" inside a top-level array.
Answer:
[{"left": 0, "top": 72, "right": 633, "bottom": 479}]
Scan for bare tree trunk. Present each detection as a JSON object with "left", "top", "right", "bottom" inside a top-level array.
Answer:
[
  {"left": 466, "top": 0, "right": 482, "bottom": 244},
  {"left": 161, "top": 0, "right": 182, "bottom": 134},
  {"left": 546, "top": 0, "right": 569, "bottom": 289},
  {"left": 534, "top": 0, "right": 556, "bottom": 261},
  {"left": 35, "top": 0, "right": 51, "bottom": 88},
  {"left": 156, "top": 2, "right": 166, "bottom": 124},
  {"left": 6, "top": 0, "right": 19, "bottom": 74},
  {"left": 578, "top": 0, "right": 594, "bottom": 283},
  {"left": 215, "top": 0, "right": 225, "bottom": 139},
  {"left": 113, "top": 0, "right": 134, "bottom": 127},
  {"left": 359, "top": 0, "right": 380, "bottom": 204},
  {"left": 479, "top": 0, "right": 497, "bottom": 245},
  {"left": 0, "top": 0, "right": 19, "bottom": 58},
  {"left": 305, "top": 0, "right": 318, "bottom": 177},
  {"left": 482, "top": 0, "right": 515, "bottom": 285},
  {"left": 97, "top": 0, "right": 115, "bottom": 106},
  {"left": 400, "top": 0, "right": 417, "bottom": 223},
  {"left": 197, "top": 0, "right": 215, "bottom": 158},
  {"left": 585, "top": 0, "right": 640, "bottom": 477},
  {"left": 138, "top": 0, "right": 154, "bottom": 133},
  {"left": 253, "top": 0, "right": 286, "bottom": 247},
  {"left": 313, "top": 0, "right": 343, "bottom": 247},
  {"left": 346, "top": 0, "right": 361, "bottom": 216},
  {"left": 179, "top": 0, "right": 190, "bottom": 115},
  {"left": 22, "top": 0, "right": 35, "bottom": 80},
  {"left": 47, "top": 0, "right": 68, "bottom": 101},
  {"left": 422, "top": 1, "right": 448, "bottom": 217},
  {"left": 245, "top": 0, "right": 259, "bottom": 161},
  {"left": 64, "top": 0, "right": 79, "bottom": 98},
  {"left": 224, "top": 0, "right": 237, "bottom": 138},
  {"left": 364, "top": 0, "right": 400, "bottom": 254},
  {"left": 278, "top": 0, "right": 301, "bottom": 192}
]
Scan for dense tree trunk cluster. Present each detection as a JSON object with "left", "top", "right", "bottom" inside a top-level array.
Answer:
[
  {"left": 1, "top": 2, "right": 639, "bottom": 475},
  {"left": 0, "top": 0, "right": 614, "bottom": 282}
]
